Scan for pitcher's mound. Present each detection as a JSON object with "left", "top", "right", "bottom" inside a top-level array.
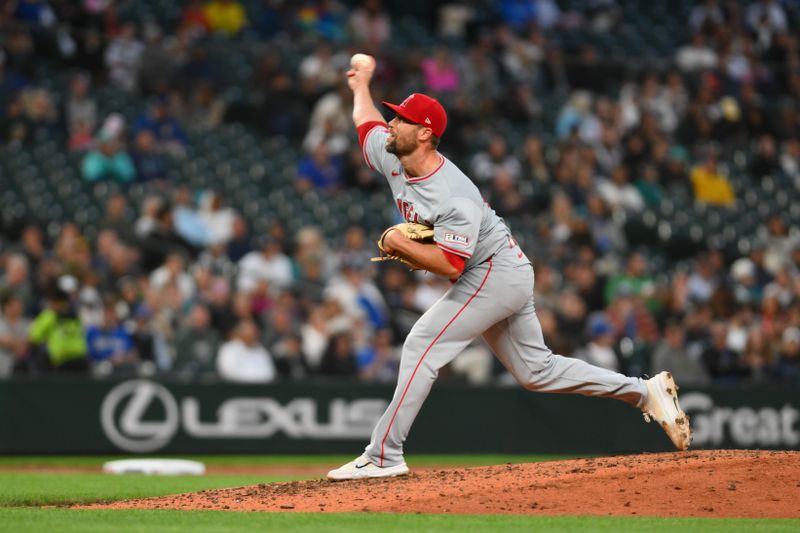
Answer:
[{"left": 95, "top": 450, "right": 799, "bottom": 518}]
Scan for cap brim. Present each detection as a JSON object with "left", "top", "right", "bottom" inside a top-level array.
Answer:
[{"left": 382, "top": 101, "right": 419, "bottom": 125}]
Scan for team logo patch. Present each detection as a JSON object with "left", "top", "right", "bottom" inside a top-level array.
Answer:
[{"left": 444, "top": 233, "right": 469, "bottom": 247}]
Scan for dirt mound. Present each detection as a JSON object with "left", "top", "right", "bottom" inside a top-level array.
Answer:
[{"left": 90, "top": 450, "right": 800, "bottom": 518}]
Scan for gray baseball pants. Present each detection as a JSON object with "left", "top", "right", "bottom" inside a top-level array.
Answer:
[{"left": 364, "top": 244, "right": 648, "bottom": 467}]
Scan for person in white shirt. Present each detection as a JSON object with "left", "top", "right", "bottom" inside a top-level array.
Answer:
[
  {"left": 149, "top": 253, "right": 195, "bottom": 304},
  {"left": 216, "top": 319, "right": 276, "bottom": 383},
  {"left": 237, "top": 236, "right": 293, "bottom": 294},
  {"left": 597, "top": 165, "right": 645, "bottom": 212},
  {"left": 675, "top": 33, "right": 719, "bottom": 73}
]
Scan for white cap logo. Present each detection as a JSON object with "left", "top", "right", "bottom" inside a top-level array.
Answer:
[{"left": 425, "top": 117, "right": 431, "bottom": 124}]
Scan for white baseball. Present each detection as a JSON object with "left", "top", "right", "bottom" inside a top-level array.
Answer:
[{"left": 350, "top": 53, "right": 375, "bottom": 70}]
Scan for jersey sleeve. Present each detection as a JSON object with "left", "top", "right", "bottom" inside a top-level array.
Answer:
[
  {"left": 357, "top": 121, "right": 396, "bottom": 176},
  {"left": 433, "top": 197, "right": 481, "bottom": 260}
]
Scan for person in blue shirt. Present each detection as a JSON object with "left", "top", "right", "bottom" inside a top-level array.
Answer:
[
  {"left": 85, "top": 303, "right": 136, "bottom": 365},
  {"left": 296, "top": 142, "right": 343, "bottom": 192},
  {"left": 133, "top": 95, "right": 188, "bottom": 157}
]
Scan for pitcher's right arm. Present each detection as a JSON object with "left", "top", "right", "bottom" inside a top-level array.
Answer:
[
  {"left": 347, "top": 55, "right": 395, "bottom": 175},
  {"left": 347, "top": 55, "right": 385, "bottom": 128}
]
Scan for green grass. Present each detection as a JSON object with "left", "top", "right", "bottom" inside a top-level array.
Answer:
[
  {"left": 0, "top": 509, "right": 796, "bottom": 533},
  {"left": 0, "top": 473, "right": 298, "bottom": 507},
  {"left": 0, "top": 454, "right": 582, "bottom": 468}
]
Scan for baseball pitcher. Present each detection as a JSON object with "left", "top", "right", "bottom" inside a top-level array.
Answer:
[{"left": 328, "top": 54, "right": 691, "bottom": 481}]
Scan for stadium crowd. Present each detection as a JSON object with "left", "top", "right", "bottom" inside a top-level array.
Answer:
[{"left": 1, "top": 0, "right": 800, "bottom": 386}]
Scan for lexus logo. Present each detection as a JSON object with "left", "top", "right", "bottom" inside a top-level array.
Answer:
[
  {"left": 100, "top": 380, "right": 180, "bottom": 453},
  {"left": 99, "top": 380, "right": 387, "bottom": 453}
]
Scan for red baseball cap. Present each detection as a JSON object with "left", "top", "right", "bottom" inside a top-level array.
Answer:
[{"left": 382, "top": 93, "right": 447, "bottom": 137}]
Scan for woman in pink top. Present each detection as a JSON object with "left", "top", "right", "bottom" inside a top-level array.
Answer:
[{"left": 421, "top": 48, "right": 460, "bottom": 94}]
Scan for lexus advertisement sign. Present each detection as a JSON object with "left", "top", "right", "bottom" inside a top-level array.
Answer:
[{"left": 0, "top": 379, "right": 797, "bottom": 454}]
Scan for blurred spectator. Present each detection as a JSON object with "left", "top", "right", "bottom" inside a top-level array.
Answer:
[
  {"left": 633, "top": 164, "right": 664, "bottom": 208},
  {"left": 1, "top": 95, "right": 32, "bottom": 147},
  {"left": 85, "top": 302, "right": 136, "bottom": 367},
  {"left": 272, "top": 333, "right": 309, "bottom": 380},
  {"left": 689, "top": 149, "right": 736, "bottom": 207},
  {"left": 470, "top": 135, "right": 521, "bottom": 184},
  {"left": 348, "top": 0, "right": 391, "bottom": 47},
  {"left": 763, "top": 215, "right": 798, "bottom": 275},
  {"left": 575, "top": 314, "right": 620, "bottom": 372},
  {"left": 21, "top": 87, "right": 59, "bottom": 138},
  {"left": 204, "top": 0, "right": 248, "bottom": 36},
  {"left": 0, "top": 50, "right": 27, "bottom": 110},
  {"left": 301, "top": 307, "right": 330, "bottom": 370},
  {"left": 81, "top": 129, "right": 136, "bottom": 184},
  {"left": 139, "top": 23, "right": 191, "bottom": 96},
  {"left": 183, "top": 82, "right": 226, "bottom": 133},
  {"left": 131, "top": 129, "right": 168, "bottom": 184},
  {"left": 237, "top": 235, "right": 293, "bottom": 294},
  {"left": 324, "top": 258, "right": 387, "bottom": 330},
  {"left": 298, "top": 41, "right": 343, "bottom": 95},
  {"left": 139, "top": 201, "right": 197, "bottom": 273},
  {"left": 104, "top": 21, "right": 144, "bottom": 93},
  {"left": 676, "top": 32, "right": 718, "bottom": 73},
  {"left": 0, "top": 294, "right": 30, "bottom": 377},
  {"left": 216, "top": 319, "right": 276, "bottom": 383},
  {"left": 28, "top": 282, "right": 88, "bottom": 373},
  {"left": 15, "top": 225, "right": 47, "bottom": 278},
  {"left": 702, "top": 322, "right": 745, "bottom": 382},
  {"left": 597, "top": 165, "right": 645, "bottom": 212},
  {"left": 687, "top": 252, "right": 719, "bottom": 304},
  {"left": 149, "top": 253, "right": 195, "bottom": 304},
  {"left": 749, "top": 134, "right": 780, "bottom": 179},
  {"left": 689, "top": 0, "right": 724, "bottom": 32},
  {"left": 730, "top": 257, "right": 762, "bottom": 305},
  {"left": 71, "top": 28, "right": 106, "bottom": 81},
  {"left": 604, "top": 253, "right": 656, "bottom": 305},
  {"left": 226, "top": 216, "right": 252, "bottom": 262},
  {"left": 740, "top": 326, "right": 773, "bottom": 383},
  {"left": 172, "top": 303, "right": 221, "bottom": 379},
  {"left": 499, "top": 83, "right": 542, "bottom": 125},
  {"left": 780, "top": 137, "right": 800, "bottom": 186},
  {"left": 259, "top": 72, "right": 307, "bottom": 139},
  {"left": 198, "top": 191, "right": 237, "bottom": 247},
  {"left": 774, "top": 326, "right": 800, "bottom": 383},
  {"left": 181, "top": 0, "right": 211, "bottom": 36},
  {"left": 303, "top": 82, "right": 352, "bottom": 155},
  {"left": 357, "top": 328, "right": 398, "bottom": 383},
  {"left": 745, "top": 0, "right": 787, "bottom": 33},
  {"left": 421, "top": 48, "right": 460, "bottom": 94},
  {"left": 651, "top": 319, "right": 710, "bottom": 386},
  {"left": 133, "top": 96, "right": 188, "bottom": 158},
  {"left": 0, "top": 253, "right": 32, "bottom": 307},
  {"left": 319, "top": 331, "right": 358, "bottom": 376},
  {"left": 4, "top": 27, "right": 35, "bottom": 79},
  {"left": 64, "top": 72, "right": 97, "bottom": 148},
  {"left": 296, "top": 143, "right": 344, "bottom": 192},
  {"left": 171, "top": 186, "right": 210, "bottom": 247}
]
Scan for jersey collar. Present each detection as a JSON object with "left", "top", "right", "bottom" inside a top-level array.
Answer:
[{"left": 404, "top": 154, "right": 445, "bottom": 183}]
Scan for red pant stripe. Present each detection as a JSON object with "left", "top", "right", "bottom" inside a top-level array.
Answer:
[{"left": 379, "top": 258, "right": 493, "bottom": 466}]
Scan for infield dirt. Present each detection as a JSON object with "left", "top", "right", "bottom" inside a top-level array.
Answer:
[{"left": 89, "top": 450, "right": 799, "bottom": 518}]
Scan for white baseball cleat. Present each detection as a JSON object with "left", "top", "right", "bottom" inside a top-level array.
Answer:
[
  {"left": 642, "top": 371, "right": 692, "bottom": 451},
  {"left": 327, "top": 454, "right": 409, "bottom": 481}
]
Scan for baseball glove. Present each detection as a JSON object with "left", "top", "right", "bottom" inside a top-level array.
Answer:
[{"left": 371, "top": 222, "right": 435, "bottom": 270}]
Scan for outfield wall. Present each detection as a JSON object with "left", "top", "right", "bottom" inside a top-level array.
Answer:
[{"left": 0, "top": 379, "right": 797, "bottom": 454}]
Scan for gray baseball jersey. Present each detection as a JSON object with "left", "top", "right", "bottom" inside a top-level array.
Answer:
[
  {"left": 360, "top": 124, "right": 648, "bottom": 467},
  {"left": 363, "top": 124, "right": 519, "bottom": 269}
]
